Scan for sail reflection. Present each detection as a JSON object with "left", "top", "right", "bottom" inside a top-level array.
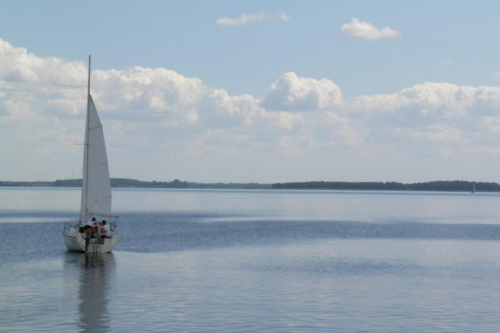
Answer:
[{"left": 65, "top": 252, "right": 116, "bottom": 332}]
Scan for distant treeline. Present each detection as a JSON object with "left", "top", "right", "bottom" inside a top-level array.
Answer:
[
  {"left": 1, "top": 179, "right": 498, "bottom": 192},
  {"left": 0, "top": 181, "right": 54, "bottom": 187},
  {"left": 271, "top": 181, "right": 500, "bottom": 192},
  {"left": 0, "top": 178, "right": 271, "bottom": 190}
]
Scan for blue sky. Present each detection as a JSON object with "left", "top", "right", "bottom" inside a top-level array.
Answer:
[{"left": 2, "top": 1, "right": 500, "bottom": 183}]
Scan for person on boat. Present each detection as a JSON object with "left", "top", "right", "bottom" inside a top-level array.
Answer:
[
  {"left": 84, "top": 225, "right": 92, "bottom": 252},
  {"left": 87, "top": 217, "right": 99, "bottom": 234},
  {"left": 100, "top": 220, "right": 111, "bottom": 244}
]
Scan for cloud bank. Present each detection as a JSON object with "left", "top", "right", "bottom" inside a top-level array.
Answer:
[
  {"left": 1, "top": 38, "right": 500, "bottom": 183},
  {"left": 340, "top": 17, "right": 401, "bottom": 40}
]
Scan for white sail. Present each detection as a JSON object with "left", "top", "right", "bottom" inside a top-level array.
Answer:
[{"left": 80, "top": 95, "right": 112, "bottom": 219}]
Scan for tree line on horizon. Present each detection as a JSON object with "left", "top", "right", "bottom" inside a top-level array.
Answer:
[
  {"left": 0, "top": 178, "right": 269, "bottom": 189},
  {"left": 1, "top": 179, "right": 499, "bottom": 192},
  {"left": 271, "top": 180, "right": 500, "bottom": 192}
]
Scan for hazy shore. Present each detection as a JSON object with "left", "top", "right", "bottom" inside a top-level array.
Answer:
[{"left": 0, "top": 179, "right": 498, "bottom": 192}]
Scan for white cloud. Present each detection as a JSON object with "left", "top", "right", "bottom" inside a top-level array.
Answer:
[
  {"left": 340, "top": 18, "right": 401, "bottom": 40},
  {"left": 349, "top": 82, "right": 500, "bottom": 153},
  {"left": 92, "top": 66, "right": 209, "bottom": 126},
  {"left": 260, "top": 72, "right": 342, "bottom": 111},
  {"left": 0, "top": 39, "right": 86, "bottom": 86},
  {"left": 216, "top": 12, "right": 291, "bottom": 26},
  {"left": 351, "top": 82, "right": 496, "bottom": 119},
  {"left": 4, "top": 37, "right": 500, "bottom": 182}
]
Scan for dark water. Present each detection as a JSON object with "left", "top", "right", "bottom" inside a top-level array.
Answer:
[{"left": 1, "top": 188, "right": 500, "bottom": 332}]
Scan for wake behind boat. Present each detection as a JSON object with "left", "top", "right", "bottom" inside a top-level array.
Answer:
[{"left": 63, "top": 56, "right": 118, "bottom": 253}]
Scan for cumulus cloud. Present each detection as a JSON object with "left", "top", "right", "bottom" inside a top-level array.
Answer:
[
  {"left": 0, "top": 39, "right": 86, "bottom": 86},
  {"left": 340, "top": 17, "right": 401, "bottom": 40},
  {"left": 260, "top": 72, "right": 342, "bottom": 111},
  {"left": 91, "top": 66, "right": 211, "bottom": 126},
  {"left": 4, "top": 37, "right": 500, "bottom": 182},
  {"left": 348, "top": 82, "right": 500, "bottom": 157},
  {"left": 352, "top": 82, "right": 500, "bottom": 119},
  {"left": 0, "top": 39, "right": 319, "bottom": 166},
  {"left": 0, "top": 40, "right": 85, "bottom": 128},
  {"left": 216, "top": 12, "right": 290, "bottom": 26}
]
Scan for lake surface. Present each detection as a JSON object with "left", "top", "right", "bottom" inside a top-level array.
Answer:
[{"left": 1, "top": 187, "right": 500, "bottom": 332}]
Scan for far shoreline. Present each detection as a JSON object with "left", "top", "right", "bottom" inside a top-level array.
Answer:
[{"left": 0, "top": 179, "right": 498, "bottom": 192}]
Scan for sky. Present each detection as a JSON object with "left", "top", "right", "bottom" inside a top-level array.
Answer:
[{"left": 2, "top": 0, "right": 500, "bottom": 184}]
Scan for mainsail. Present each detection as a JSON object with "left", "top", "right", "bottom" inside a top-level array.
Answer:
[{"left": 80, "top": 94, "right": 112, "bottom": 220}]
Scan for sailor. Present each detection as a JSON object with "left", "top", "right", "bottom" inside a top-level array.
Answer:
[
  {"left": 86, "top": 217, "right": 98, "bottom": 234},
  {"left": 84, "top": 225, "right": 92, "bottom": 252},
  {"left": 100, "top": 220, "right": 112, "bottom": 244}
]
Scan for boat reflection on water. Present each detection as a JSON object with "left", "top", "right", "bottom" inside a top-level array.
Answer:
[{"left": 64, "top": 252, "right": 116, "bottom": 332}]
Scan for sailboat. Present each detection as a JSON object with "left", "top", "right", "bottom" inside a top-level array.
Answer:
[{"left": 63, "top": 56, "right": 118, "bottom": 253}]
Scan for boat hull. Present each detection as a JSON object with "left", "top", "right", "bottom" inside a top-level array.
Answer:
[{"left": 63, "top": 223, "right": 117, "bottom": 253}]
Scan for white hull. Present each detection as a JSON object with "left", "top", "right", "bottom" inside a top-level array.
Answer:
[{"left": 63, "top": 223, "right": 117, "bottom": 253}]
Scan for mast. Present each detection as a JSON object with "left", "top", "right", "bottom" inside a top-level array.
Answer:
[
  {"left": 87, "top": 55, "right": 91, "bottom": 98},
  {"left": 79, "top": 55, "right": 112, "bottom": 220},
  {"left": 82, "top": 55, "right": 91, "bottom": 221}
]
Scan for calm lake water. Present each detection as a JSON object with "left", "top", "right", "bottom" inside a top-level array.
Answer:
[{"left": 1, "top": 187, "right": 500, "bottom": 332}]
